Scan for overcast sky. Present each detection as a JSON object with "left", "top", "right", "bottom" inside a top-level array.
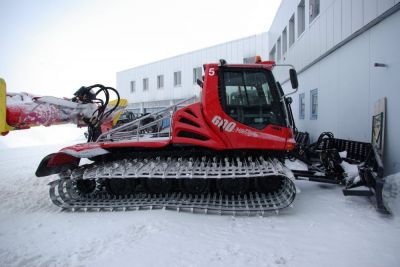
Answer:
[
  {"left": 0, "top": 0, "right": 281, "bottom": 148},
  {"left": 1, "top": 0, "right": 281, "bottom": 95}
]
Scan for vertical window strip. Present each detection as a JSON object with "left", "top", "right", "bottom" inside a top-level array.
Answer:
[
  {"left": 289, "top": 14, "right": 295, "bottom": 47},
  {"left": 157, "top": 75, "right": 164, "bottom": 89},
  {"left": 299, "top": 93, "right": 305, "bottom": 119},
  {"left": 130, "top": 81, "right": 135, "bottom": 93},
  {"left": 143, "top": 78, "right": 149, "bottom": 91},
  {"left": 193, "top": 67, "right": 202, "bottom": 84},
  {"left": 174, "top": 71, "right": 181, "bottom": 87},
  {"left": 310, "top": 89, "right": 318, "bottom": 120},
  {"left": 298, "top": 0, "right": 305, "bottom": 37},
  {"left": 282, "top": 27, "right": 287, "bottom": 55}
]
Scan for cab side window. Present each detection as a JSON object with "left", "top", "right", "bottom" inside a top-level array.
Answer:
[{"left": 221, "top": 69, "right": 282, "bottom": 130}]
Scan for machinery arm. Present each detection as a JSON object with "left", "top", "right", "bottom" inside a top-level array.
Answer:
[{"left": 0, "top": 78, "right": 126, "bottom": 139}]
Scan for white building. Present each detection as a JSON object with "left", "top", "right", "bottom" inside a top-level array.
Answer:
[
  {"left": 117, "top": 33, "right": 269, "bottom": 114},
  {"left": 117, "top": 0, "right": 400, "bottom": 175}
]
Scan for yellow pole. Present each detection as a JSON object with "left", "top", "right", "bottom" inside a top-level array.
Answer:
[{"left": 0, "top": 78, "right": 14, "bottom": 135}]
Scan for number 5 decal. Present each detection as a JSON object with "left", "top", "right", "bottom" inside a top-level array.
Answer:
[{"left": 208, "top": 68, "right": 215, "bottom": 76}]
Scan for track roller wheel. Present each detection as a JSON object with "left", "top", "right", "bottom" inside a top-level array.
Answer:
[
  {"left": 179, "top": 179, "right": 209, "bottom": 194},
  {"left": 217, "top": 178, "right": 249, "bottom": 195},
  {"left": 106, "top": 178, "right": 135, "bottom": 196},
  {"left": 75, "top": 179, "right": 97, "bottom": 195},
  {"left": 255, "top": 176, "right": 284, "bottom": 194},
  {"left": 146, "top": 179, "right": 173, "bottom": 194}
]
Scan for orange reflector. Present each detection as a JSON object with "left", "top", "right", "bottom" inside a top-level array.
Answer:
[{"left": 285, "top": 138, "right": 296, "bottom": 151}]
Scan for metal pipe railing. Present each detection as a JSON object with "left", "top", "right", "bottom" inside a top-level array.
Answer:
[{"left": 96, "top": 96, "right": 197, "bottom": 142}]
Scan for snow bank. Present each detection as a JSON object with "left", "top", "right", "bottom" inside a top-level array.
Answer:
[
  {"left": 0, "top": 146, "right": 399, "bottom": 267},
  {"left": 383, "top": 172, "right": 400, "bottom": 215},
  {"left": 0, "top": 125, "right": 86, "bottom": 148},
  {"left": 6, "top": 93, "right": 35, "bottom": 105},
  {"left": 284, "top": 159, "right": 308, "bottom": 171},
  {"left": 339, "top": 151, "right": 347, "bottom": 159},
  {"left": 340, "top": 161, "right": 359, "bottom": 182}
]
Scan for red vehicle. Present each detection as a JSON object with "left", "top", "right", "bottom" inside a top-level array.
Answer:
[{"left": 1, "top": 58, "right": 301, "bottom": 215}]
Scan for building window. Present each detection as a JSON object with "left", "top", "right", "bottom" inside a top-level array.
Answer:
[
  {"left": 282, "top": 27, "right": 287, "bottom": 55},
  {"left": 289, "top": 14, "right": 295, "bottom": 47},
  {"left": 299, "top": 93, "right": 305, "bottom": 119},
  {"left": 269, "top": 45, "right": 276, "bottom": 60},
  {"left": 157, "top": 75, "right": 164, "bottom": 89},
  {"left": 143, "top": 78, "right": 149, "bottom": 91},
  {"left": 193, "top": 67, "right": 202, "bottom": 84},
  {"left": 174, "top": 71, "right": 181, "bottom": 87},
  {"left": 309, "top": 0, "right": 320, "bottom": 23},
  {"left": 130, "top": 81, "right": 136, "bottom": 93},
  {"left": 298, "top": 0, "right": 305, "bottom": 37},
  {"left": 310, "top": 89, "right": 318, "bottom": 120},
  {"left": 277, "top": 37, "right": 281, "bottom": 62}
]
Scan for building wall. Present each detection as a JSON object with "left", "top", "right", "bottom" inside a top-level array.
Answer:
[
  {"left": 270, "top": 0, "right": 400, "bottom": 174},
  {"left": 117, "top": 0, "right": 400, "bottom": 174},
  {"left": 117, "top": 33, "right": 269, "bottom": 112},
  {"left": 269, "top": 0, "right": 399, "bottom": 81}
]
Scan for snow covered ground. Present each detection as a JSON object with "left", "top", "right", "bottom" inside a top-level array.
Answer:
[{"left": 0, "top": 144, "right": 399, "bottom": 267}]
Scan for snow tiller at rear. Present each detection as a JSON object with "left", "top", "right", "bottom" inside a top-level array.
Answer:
[{"left": 291, "top": 131, "right": 390, "bottom": 214}]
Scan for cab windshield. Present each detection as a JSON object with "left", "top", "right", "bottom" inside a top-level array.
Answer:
[{"left": 220, "top": 68, "right": 284, "bottom": 130}]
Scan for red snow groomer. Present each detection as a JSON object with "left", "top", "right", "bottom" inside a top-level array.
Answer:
[
  {"left": 1, "top": 59, "right": 299, "bottom": 214},
  {"left": 0, "top": 58, "right": 389, "bottom": 214}
]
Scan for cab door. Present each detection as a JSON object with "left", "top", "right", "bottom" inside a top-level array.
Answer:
[{"left": 215, "top": 67, "right": 288, "bottom": 150}]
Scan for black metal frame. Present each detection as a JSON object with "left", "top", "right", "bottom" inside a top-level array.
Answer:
[{"left": 291, "top": 132, "right": 389, "bottom": 214}]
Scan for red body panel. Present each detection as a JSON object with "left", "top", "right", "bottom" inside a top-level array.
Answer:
[
  {"left": 200, "top": 63, "right": 294, "bottom": 151},
  {"left": 61, "top": 143, "right": 102, "bottom": 152},
  {"left": 171, "top": 103, "right": 228, "bottom": 150},
  {"left": 48, "top": 61, "right": 294, "bottom": 162},
  {"left": 48, "top": 153, "right": 80, "bottom": 167},
  {"left": 6, "top": 105, "right": 55, "bottom": 129},
  {"left": 101, "top": 140, "right": 171, "bottom": 148},
  {"left": 59, "top": 140, "right": 172, "bottom": 158},
  {"left": 6, "top": 100, "right": 74, "bottom": 129}
]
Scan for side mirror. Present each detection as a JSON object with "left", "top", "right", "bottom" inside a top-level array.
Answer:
[
  {"left": 289, "top": 69, "right": 298, "bottom": 89},
  {"left": 196, "top": 78, "right": 203, "bottom": 88}
]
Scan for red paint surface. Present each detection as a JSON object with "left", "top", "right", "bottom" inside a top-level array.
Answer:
[
  {"left": 47, "top": 153, "right": 80, "bottom": 167},
  {"left": 32, "top": 61, "right": 294, "bottom": 170}
]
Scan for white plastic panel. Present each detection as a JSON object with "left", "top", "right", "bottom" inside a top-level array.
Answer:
[
  {"left": 320, "top": 0, "right": 336, "bottom": 12},
  {"left": 363, "top": 0, "right": 378, "bottom": 25},
  {"left": 342, "top": 0, "right": 352, "bottom": 39},
  {"left": 308, "top": 20, "right": 317, "bottom": 62},
  {"left": 351, "top": 0, "right": 364, "bottom": 34},
  {"left": 333, "top": 0, "right": 342, "bottom": 45},
  {"left": 318, "top": 50, "right": 340, "bottom": 135},
  {"left": 378, "top": 0, "right": 395, "bottom": 15},
  {"left": 337, "top": 33, "right": 370, "bottom": 141},
  {"left": 319, "top": 11, "right": 328, "bottom": 54},
  {"left": 369, "top": 11, "right": 400, "bottom": 174},
  {"left": 326, "top": 5, "right": 334, "bottom": 49}
]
